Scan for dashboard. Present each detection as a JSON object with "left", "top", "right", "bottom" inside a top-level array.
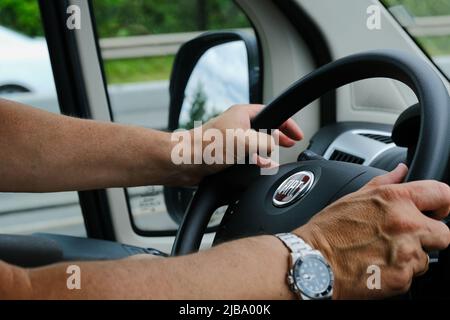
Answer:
[{"left": 307, "top": 122, "right": 408, "bottom": 172}]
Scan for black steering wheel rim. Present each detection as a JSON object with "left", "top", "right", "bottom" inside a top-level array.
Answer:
[{"left": 172, "top": 50, "right": 450, "bottom": 256}]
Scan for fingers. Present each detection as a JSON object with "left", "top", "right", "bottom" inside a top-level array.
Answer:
[
  {"left": 366, "top": 163, "right": 408, "bottom": 187},
  {"left": 239, "top": 105, "right": 303, "bottom": 143},
  {"left": 236, "top": 130, "right": 275, "bottom": 160},
  {"left": 418, "top": 218, "right": 450, "bottom": 251},
  {"left": 401, "top": 181, "right": 450, "bottom": 218},
  {"left": 278, "top": 119, "right": 304, "bottom": 141},
  {"left": 253, "top": 154, "right": 280, "bottom": 169},
  {"left": 413, "top": 250, "right": 430, "bottom": 277},
  {"left": 272, "top": 129, "right": 296, "bottom": 147}
]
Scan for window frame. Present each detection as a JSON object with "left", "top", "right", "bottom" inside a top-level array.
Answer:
[{"left": 38, "top": 0, "right": 116, "bottom": 240}]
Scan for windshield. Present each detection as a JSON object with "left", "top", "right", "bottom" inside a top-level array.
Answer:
[{"left": 380, "top": 0, "right": 450, "bottom": 80}]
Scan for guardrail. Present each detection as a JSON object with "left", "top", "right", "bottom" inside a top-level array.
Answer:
[
  {"left": 97, "top": 18, "right": 450, "bottom": 60},
  {"left": 99, "top": 31, "right": 203, "bottom": 60},
  {"left": 99, "top": 28, "right": 252, "bottom": 60},
  {"left": 97, "top": 19, "right": 450, "bottom": 61},
  {"left": 407, "top": 15, "right": 450, "bottom": 37}
]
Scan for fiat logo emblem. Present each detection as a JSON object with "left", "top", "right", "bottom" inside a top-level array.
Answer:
[{"left": 272, "top": 171, "right": 315, "bottom": 207}]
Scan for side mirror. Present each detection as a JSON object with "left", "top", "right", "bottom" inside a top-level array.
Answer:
[{"left": 165, "top": 30, "right": 262, "bottom": 225}]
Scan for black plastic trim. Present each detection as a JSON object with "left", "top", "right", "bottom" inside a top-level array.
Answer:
[
  {"left": 161, "top": 30, "right": 263, "bottom": 234},
  {"left": 168, "top": 30, "right": 263, "bottom": 131},
  {"left": 38, "top": 0, "right": 115, "bottom": 240},
  {"left": 87, "top": 0, "right": 115, "bottom": 121}
]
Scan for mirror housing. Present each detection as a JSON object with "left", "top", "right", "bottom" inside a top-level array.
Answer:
[
  {"left": 165, "top": 30, "right": 262, "bottom": 225},
  {"left": 168, "top": 30, "right": 262, "bottom": 131}
]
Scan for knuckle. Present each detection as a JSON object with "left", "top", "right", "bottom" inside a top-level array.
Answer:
[
  {"left": 395, "top": 244, "right": 413, "bottom": 264},
  {"left": 373, "top": 186, "right": 397, "bottom": 201},
  {"left": 228, "top": 104, "right": 241, "bottom": 113},
  {"left": 436, "top": 181, "right": 450, "bottom": 200},
  {"left": 380, "top": 185, "right": 410, "bottom": 201},
  {"left": 429, "top": 223, "right": 450, "bottom": 249},
  {"left": 387, "top": 268, "right": 413, "bottom": 293},
  {"left": 380, "top": 201, "right": 420, "bottom": 233},
  {"left": 368, "top": 175, "right": 384, "bottom": 186},
  {"left": 385, "top": 213, "right": 418, "bottom": 234}
]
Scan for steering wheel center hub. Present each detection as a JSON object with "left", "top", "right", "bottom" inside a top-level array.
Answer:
[{"left": 272, "top": 171, "right": 315, "bottom": 207}]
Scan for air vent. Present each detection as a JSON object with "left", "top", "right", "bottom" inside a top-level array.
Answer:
[
  {"left": 359, "top": 133, "right": 393, "bottom": 144},
  {"left": 330, "top": 150, "right": 365, "bottom": 164}
]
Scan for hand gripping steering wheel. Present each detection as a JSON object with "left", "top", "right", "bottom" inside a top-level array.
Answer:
[{"left": 172, "top": 50, "right": 450, "bottom": 256}]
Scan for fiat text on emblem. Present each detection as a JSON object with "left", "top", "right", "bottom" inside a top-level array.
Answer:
[{"left": 272, "top": 171, "right": 315, "bottom": 207}]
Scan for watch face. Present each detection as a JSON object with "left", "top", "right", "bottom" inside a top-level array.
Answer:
[{"left": 293, "top": 255, "right": 333, "bottom": 299}]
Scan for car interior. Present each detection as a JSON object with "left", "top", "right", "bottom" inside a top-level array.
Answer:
[{"left": 0, "top": 0, "right": 449, "bottom": 299}]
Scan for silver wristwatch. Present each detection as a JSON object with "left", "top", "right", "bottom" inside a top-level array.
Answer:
[{"left": 276, "top": 233, "right": 334, "bottom": 300}]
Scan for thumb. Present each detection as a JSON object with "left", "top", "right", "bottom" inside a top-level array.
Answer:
[{"left": 366, "top": 163, "right": 408, "bottom": 187}]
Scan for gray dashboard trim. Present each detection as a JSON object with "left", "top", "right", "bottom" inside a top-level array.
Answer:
[{"left": 323, "top": 129, "right": 396, "bottom": 166}]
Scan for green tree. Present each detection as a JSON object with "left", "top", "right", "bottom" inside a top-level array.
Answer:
[
  {"left": 0, "top": 0, "right": 250, "bottom": 38},
  {"left": 182, "top": 83, "right": 208, "bottom": 130},
  {"left": 91, "top": 0, "right": 249, "bottom": 38},
  {"left": 0, "top": 0, "right": 42, "bottom": 36}
]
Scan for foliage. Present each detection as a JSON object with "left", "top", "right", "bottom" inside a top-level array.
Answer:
[
  {"left": 381, "top": 0, "right": 450, "bottom": 55},
  {"left": 417, "top": 36, "right": 450, "bottom": 56},
  {"left": 180, "top": 83, "right": 222, "bottom": 129},
  {"left": 0, "top": 0, "right": 249, "bottom": 38},
  {"left": 181, "top": 83, "right": 208, "bottom": 130},
  {"left": 104, "top": 56, "right": 174, "bottom": 83},
  {"left": 93, "top": 0, "right": 249, "bottom": 38},
  {"left": 0, "top": 0, "right": 42, "bottom": 36}
]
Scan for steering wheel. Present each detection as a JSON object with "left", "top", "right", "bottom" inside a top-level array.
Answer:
[{"left": 172, "top": 50, "right": 450, "bottom": 257}]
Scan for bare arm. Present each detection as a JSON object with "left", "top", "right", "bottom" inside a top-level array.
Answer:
[
  {"left": 0, "top": 98, "right": 191, "bottom": 192},
  {"left": 0, "top": 235, "right": 294, "bottom": 300}
]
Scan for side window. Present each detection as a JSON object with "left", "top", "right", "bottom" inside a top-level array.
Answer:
[
  {"left": 92, "top": 1, "right": 253, "bottom": 232},
  {"left": 382, "top": 0, "right": 450, "bottom": 79},
  {"left": 0, "top": 1, "right": 86, "bottom": 237}
]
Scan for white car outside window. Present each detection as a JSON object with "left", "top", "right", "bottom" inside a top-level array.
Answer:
[{"left": 0, "top": 26, "right": 55, "bottom": 96}]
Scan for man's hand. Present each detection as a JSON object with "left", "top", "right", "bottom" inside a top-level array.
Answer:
[
  {"left": 182, "top": 104, "right": 304, "bottom": 183},
  {"left": 295, "top": 164, "right": 450, "bottom": 299}
]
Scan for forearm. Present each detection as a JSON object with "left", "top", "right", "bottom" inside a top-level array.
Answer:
[
  {"left": 0, "top": 98, "right": 191, "bottom": 192},
  {"left": 0, "top": 236, "right": 294, "bottom": 300}
]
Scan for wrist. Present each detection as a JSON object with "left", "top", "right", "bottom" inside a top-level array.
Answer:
[
  {"left": 0, "top": 262, "right": 32, "bottom": 299},
  {"left": 161, "top": 128, "right": 207, "bottom": 186},
  {"left": 293, "top": 225, "right": 340, "bottom": 299},
  {"left": 257, "top": 235, "right": 298, "bottom": 300}
]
